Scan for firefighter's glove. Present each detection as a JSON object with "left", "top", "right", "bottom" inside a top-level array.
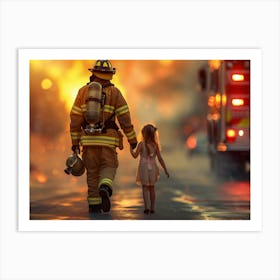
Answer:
[
  {"left": 71, "top": 145, "right": 80, "bottom": 154},
  {"left": 130, "top": 142, "right": 137, "bottom": 150}
]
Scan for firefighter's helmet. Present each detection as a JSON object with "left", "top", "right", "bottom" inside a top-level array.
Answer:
[
  {"left": 64, "top": 153, "right": 85, "bottom": 176},
  {"left": 88, "top": 60, "right": 116, "bottom": 80}
]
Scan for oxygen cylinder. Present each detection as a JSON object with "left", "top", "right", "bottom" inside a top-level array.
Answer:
[{"left": 85, "top": 82, "right": 102, "bottom": 125}]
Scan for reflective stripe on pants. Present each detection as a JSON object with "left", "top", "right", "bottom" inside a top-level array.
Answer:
[{"left": 82, "top": 146, "right": 118, "bottom": 205}]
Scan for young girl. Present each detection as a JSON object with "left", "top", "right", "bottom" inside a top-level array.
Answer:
[{"left": 130, "top": 124, "right": 169, "bottom": 214}]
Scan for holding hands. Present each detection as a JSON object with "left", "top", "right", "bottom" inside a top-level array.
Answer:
[{"left": 165, "top": 170, "right": 170, "bottom": 178}]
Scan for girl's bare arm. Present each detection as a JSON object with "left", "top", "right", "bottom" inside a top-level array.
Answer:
[
  {"left": 130, "top": 142, "right": 142, "bottom": 158},
  {"left": 156, "top": 145, "right": 170, "bottom": 177}
]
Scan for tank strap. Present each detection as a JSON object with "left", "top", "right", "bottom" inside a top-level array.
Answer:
[
  {"left": 102, "top": 81, "right": 114, "bottom": 87},
  {"left": 101, "top": 92, "right": 106, "bottom": 107},
  {"left": 101, "top": 81, "right": 113, "bottom": 108},
  {"left": 85, "top": 97, "right": 102, "bottom": 103}
]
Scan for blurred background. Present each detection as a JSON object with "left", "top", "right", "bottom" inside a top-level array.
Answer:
[{"left": 30, "top": 60, "right": 250, "bottom": 220}]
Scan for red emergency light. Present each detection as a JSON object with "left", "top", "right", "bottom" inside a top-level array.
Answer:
[
  {"left": 226, "top": 129, "right": 236, "bottom": 142},
  {"left": 232, "top": 98, "right": 245, "bottom": 106},
  {"left": 232, "top": 74, "right": 245, "bottom": 82}
]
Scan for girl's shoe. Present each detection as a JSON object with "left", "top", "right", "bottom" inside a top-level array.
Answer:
[
  {"left": 144, "top": 209, "right": 150, "bottom": 214},
  {"left": 150, "top": 210, "right": 155, "bottom": 214}
]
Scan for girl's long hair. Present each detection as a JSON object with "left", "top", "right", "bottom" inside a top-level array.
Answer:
[{"left": 141, "top": 124, "right": 160, "bottom": 156}]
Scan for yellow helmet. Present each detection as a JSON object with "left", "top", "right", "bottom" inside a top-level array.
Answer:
[
  {"left": 88, "top": 60, "right": 116, "bottom": 80},
  {"left": 64, "top": 153, "right": 85, "bottom": 176}
]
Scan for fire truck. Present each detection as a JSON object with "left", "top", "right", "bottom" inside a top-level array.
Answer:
[{"left": 198, "top": 60, "right": 250, "bottom": 177}]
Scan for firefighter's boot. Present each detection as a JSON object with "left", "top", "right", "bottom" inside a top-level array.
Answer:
[
  {"left": 99, "top": 184, "right": 111, "bottom": 212},
  {"left": 89, "top": 204, "right": 102, "bottom": 214}
]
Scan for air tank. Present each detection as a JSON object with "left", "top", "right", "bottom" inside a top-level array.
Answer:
[{"left": 85, "top": 82, "right": 102, "bottom": 125}]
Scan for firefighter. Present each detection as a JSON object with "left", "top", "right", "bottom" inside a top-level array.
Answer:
[{"left": 70, "top": 60, "right": 138, "bottom": 213}]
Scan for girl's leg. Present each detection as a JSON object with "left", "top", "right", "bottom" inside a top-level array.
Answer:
[
  {"left": 142, "top": 185, "right": 150, "bottom": 213},
  {"left": 149, "top": 185, "right": 156, "bottom": 213}
]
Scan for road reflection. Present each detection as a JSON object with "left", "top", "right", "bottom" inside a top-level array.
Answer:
[
  {"left": 171, "top": 180, "right": 250, "bottom": 220},
  {"left": 30, "top": 146, "right": 250, "bottom": 220},
  {"left": 220, "top": 181, "right": 250, "bottom": 201}
]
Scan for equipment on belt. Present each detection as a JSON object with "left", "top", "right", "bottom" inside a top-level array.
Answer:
[
  {"left": 64, "top": 152, "right": 85, "bottom": 176},
  {"left": 82, "top": 111, "right": 124, "bottom": 150}
]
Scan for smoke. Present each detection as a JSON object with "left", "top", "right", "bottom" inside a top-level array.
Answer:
[
  {"left": 30, "top": 62, "right": 68, "bottom": 139},
  {"left": 114, "top": 60, "right": 205, "bottom": 126}
]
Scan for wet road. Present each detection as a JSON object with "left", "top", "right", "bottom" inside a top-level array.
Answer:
[{"left": 30, "top": 137, "right": 250, "bottom": 221}]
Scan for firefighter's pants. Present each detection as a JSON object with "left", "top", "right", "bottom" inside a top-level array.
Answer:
[{"left": 82, "top": 146, "right": 119, "bottom": 206}]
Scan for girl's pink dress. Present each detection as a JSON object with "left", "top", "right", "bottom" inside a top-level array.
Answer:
[{"left": 136, "top": 141, "right": 160, "bottom": 186}]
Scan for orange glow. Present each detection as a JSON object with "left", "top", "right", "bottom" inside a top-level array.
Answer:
[
  {"left": 41, "top": 78, "right": 53, "bottom": 90},
  {"left": 209, "top": 60, "right": 221, "bottom": 70},
  {"left": 220, "top": 181, "right": 250, "bottom": 201},
  {"left": 30, "top": 60, "right": 130, "bottom": 111},
  {"left": 112, "top": 74, "right": 127, "bottom": 99},
  {"left": 60, "top": 203, "right": 73, "bottom": 207},
  {"left": 217, "top": 143, "right": 227, "bottom": 151},
  {"left": 159, "top": 60, "right": 173, "bottom": 66},
  {"left": 172, "top": 194, "right": 195, "bottom": 204},
  {"left": 55, "top": 61, "right": 126, "bottom": 110},
  {"left": 57, "top": 61, "right": 89, "bottom": 110},
  {"left": 232, "top": 74, "right": 244, "bottom": 81},
  {"left": 212, "top": 113, "right": 220, "bottom": 121},
  {"left": 207, "top": 113, "right": 220, "bottom": 121},
  {"left": 186, "top": 135, "right": 197, "bottom": 149},
  {"left": 208, "top": 96, "right": 215, "bottom": 107},
  {"left": 118, "top": 199, "right": 134, "bottom": 207},
  {"left": 111, "top": 184, "right": 143, "bottom": 211},
  {"left": 36, "top": 174, "right": 47, "bottom": 183},
  {"left": 215, "top": 93, "right": 221, "bottom": 105},
  {"left": 226, "top": 129, "right": 236, "bottom": 138},
  {"left": 232, "top": 98, "right": 244, "bottom": 106}
]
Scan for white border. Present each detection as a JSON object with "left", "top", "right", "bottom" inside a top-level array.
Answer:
[{"left": 18, "top": 48, "right": 262, "bottom": 232}]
